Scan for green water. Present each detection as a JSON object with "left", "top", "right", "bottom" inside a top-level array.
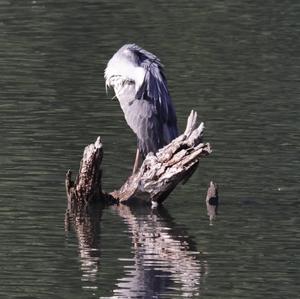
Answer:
[{"left": 0, "top": 1, "right": 299, "bottom": 298}]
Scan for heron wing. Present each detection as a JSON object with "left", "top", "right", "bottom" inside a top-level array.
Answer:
[{"left": 128, "top": 44, "right": 178, "bottom": 142}]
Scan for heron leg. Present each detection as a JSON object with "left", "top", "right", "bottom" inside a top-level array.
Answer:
[{"left": 132, "top": 148, "right": 142, "bottom": 174}]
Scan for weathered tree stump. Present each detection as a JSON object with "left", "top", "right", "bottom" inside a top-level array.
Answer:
[{"left": 65, "top": 110, "right": 211, "bottom": 206}]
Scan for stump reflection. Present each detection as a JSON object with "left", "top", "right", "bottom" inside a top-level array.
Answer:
[
  {"left": 65, "top": 202, "right": 208, "bottom": 298},
  {"left": 65, "top": 201, "right": 104, "bottom": 286}
]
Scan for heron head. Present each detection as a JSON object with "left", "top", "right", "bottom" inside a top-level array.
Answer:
[
  {"left": 122, "top": 47, "right": 139, "bottom": 65},
  {"left": 104, "top": 44, "right": 147, "bottom": 97}
]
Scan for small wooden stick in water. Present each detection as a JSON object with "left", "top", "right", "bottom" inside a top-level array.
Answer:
[{"left": 206, "top": 181, "right": 219, "bottom": 223}]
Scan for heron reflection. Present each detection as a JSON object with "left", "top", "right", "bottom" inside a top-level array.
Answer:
[{"left": 65, "top": 202, "right": 207, "bottom": 298}]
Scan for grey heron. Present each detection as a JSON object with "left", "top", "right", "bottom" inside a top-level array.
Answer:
[{"left": 105, "top": 44, "right": 178, "bottom": 173}]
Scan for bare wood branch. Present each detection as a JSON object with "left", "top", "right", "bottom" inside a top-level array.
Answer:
[{"left": 111, "top": 110, "right": 211, "bottom": 204}]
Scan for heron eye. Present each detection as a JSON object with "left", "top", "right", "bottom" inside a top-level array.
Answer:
[{"left": 122, "top": 79, "right": 134, "bottom": 86}]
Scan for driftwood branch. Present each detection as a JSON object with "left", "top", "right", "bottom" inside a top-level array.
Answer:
[{"left": 65, "top": 110, "right": 211, "bottom": 205}]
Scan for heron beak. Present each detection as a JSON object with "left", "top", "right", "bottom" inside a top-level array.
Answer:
[
  {"left": 105, "top": 80, "right": 109, "bottom": 95},
  {"left": 105, "top": 80, "right": 117, "bottom": 100},
  {"left": 105, "top": 80, "right": 113, "bottom": 100}
]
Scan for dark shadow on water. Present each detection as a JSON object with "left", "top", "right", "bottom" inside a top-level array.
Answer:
[{"left": 65, "top": 202, "right": 208, "bottom": 298}]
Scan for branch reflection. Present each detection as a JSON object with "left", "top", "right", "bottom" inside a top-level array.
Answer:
[
  {"left": 112, "top": 205, "right": 208, "bottom": 298},
  {"left": 65, "top": 202, "right": 208, "bottom": 298}
]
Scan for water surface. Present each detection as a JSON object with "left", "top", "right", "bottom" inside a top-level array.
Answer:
[{"left": 0, "top": 1, "right": 299, "bottom": 298}]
